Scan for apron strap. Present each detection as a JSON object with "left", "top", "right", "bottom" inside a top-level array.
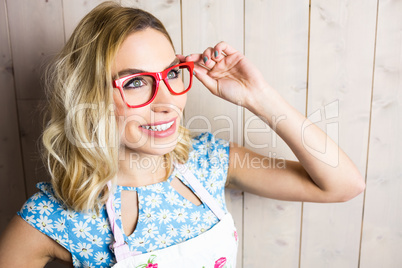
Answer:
[
  {"left": 106, "top": 163, "right": 226, "bottom": 262},
  {"left": 106, "top": 181, "right": 138, "bottom": 262},
  {"left": 174, "top": 163, "right": 226, "bottom": 220}
]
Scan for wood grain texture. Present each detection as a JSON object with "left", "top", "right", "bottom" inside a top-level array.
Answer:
[
  {"left": 6, "top": 0, "right": 65, "bottom": 100},
  {"left": 359, "top": 0, "right": 402, "bottom": 267},
  {"left": 243, "top": 0, "right": 309, "bottom": 266},
  {"left": 17, "top": 100, "right": 50, "bottom": 197},
  {"left": 63, "top": 0, "right": 110, "bottom": 40},
  {"left": 181, "top": 1, "right": 245, "bottom": 266},
  {"left": 300, "top": 0, "right": 377, "bottom": 267},
  {"left": 0, "top": 0, "right": 26, "bottom": 234},
  {"left": 120, "top": 0, "right": 182, "bottom": 56}
]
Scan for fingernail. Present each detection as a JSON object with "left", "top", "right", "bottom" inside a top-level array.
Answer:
[
  {"left": 214, "top": 50, "right": 219, "bottom": 58},
  {"left": 185, "top": 54, "right": 191, "bottom": 58},
  {"left": 203, "top": 56, "right": 208, "bottom": 64},
  {"left": 193, "top": 71, "right": 196, "bottom": 76}
]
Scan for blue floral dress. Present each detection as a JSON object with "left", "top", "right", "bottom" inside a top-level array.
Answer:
[{"left": 17, "top": 132, "right": 230, "bottom": 267}]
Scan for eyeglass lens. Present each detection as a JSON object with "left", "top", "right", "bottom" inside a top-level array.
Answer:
[{"left": 121, "top": 65, "right": 191, "bottom": 107}]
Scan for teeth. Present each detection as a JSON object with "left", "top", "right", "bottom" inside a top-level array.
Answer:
[{"left": 141, "top": 121, "right": 174, "bottom": 131}]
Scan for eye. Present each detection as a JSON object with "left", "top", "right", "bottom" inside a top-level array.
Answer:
[
  {"left": 123, "top": 77, "right": 146, "bottom": 90},
  {"left": 167, "top": 69, "right": 181, "bottom": 79}
]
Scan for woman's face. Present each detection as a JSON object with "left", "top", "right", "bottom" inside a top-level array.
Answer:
[{"left": 112, "top": 28, "right": 187, "bottom": 157}]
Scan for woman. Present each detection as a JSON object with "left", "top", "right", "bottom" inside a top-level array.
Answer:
[{"left": 0, "top": 2, "right": 365, "bottom": 267}]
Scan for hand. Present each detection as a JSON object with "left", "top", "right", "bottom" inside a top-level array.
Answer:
[{"left": 179, "top": 42, "right": 272, "bottom": 108}]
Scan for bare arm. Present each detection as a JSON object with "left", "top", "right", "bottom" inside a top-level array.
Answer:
[
  {"left": 184, "top": 42, "right": 365, "bottom": 203},
  {"left": 0, "top": 215, "right": 72, "bottom": 267}
]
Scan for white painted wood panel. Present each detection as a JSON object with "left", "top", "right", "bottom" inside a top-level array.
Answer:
[
  {"left": 0, "top": 0, "right": 27, "bottom": 233},
  {"left": 63, "top": 0, "right": 111, "bottom": 40},
  {"left": 181, "top": 1, "right": 244, "bottom": 266},
  {"left": 360, "top": 0, "right": 402, "bottom": 266},
  {"left": 300, "top": 0, "right": 377, "bottom": 267},
  {"left": 6, "top": 0, "right": 65, "bottom": 100},
  {"left": 243, "top": 0, "right": 309, "bottom": 266},
  {"left": 120, "top": 0, "right": 182, "bottom": 56}
]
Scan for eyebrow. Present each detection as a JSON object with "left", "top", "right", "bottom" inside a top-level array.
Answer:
[{"left": 114, "top": 58, "right": 181, "bottom": 79}]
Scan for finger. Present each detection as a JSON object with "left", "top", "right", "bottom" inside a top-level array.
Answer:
[
  {"left": 213, "top": 41, "right": 239, "bottom": 57},
  {"left": 202, "top": 47, "right": 217, "bottom": 69},
  {"left": 176, "top": 54, "right": 186, "bottom": 62},
  {"left": 192, "top": 65, "right": 219, "bottom": 96}
]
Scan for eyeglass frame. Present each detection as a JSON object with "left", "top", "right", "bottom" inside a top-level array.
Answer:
[{"left": 113, "top": 61, "right": 195, "bottom": 108}]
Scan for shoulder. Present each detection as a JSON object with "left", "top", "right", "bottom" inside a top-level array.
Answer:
[
  {"left": 189, "top": 132, "right": 230, "bottom": 162},
  {"left": 17, "top": 182, "right": 70, "bottom": 250}
]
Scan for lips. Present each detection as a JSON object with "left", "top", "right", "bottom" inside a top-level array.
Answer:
[
  {"left": 140, "top": 120, "right": 175, "bottom": 131},
  {"left": 139, "top": 118, "right": 177, "bottom": 138}
]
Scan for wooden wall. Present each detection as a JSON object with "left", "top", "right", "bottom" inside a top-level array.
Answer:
[{"left": 0, "top": 0, "right": 401, "bottom": 267}]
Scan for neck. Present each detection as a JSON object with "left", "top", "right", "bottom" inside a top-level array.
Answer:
[{"left": 117, "top": 146, "right": 167, "bottom": 187}]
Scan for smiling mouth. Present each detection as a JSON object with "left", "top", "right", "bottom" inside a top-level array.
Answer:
[{"left": 140, "top": 120, "right": 175, "bottom": 132}]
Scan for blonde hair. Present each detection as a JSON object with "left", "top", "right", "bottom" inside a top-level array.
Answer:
[{"left": 42, "top": 1, "right": 191, "bottom": 212}]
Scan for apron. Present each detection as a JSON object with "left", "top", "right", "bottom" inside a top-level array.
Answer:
[{"left": 106, "top": 163, "right": 238, "bottom": 268}]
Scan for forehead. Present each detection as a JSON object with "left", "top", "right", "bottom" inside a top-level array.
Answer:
[{"left": 112, "top": 28, "right": 176, "bottom": 75}]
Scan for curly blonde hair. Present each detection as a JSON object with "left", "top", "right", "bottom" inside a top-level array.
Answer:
[{"left": 42, "top": 1, "right": 191, "bottom": 212}]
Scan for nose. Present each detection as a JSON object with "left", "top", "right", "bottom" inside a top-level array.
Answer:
[{"left": 150, "top": 79, "right": 176, "bottom": 113}]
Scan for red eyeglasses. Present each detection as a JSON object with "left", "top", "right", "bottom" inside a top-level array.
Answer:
[{"left": 113, "top": 61, "right": 194, "bottom": 108}]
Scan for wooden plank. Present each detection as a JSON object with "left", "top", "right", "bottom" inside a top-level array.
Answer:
[
  {"left": 300, "top": 0, "right": 377, "bottom": 267},
  {"left": 181, "top": 1, "right": 244, "bottom": 266},
  {"left": 243, "top": 0, "right": 309, "bottom": 266},
  {"left": 0, "top": 0, "right": 27, "bottom": 234},
  {"left": 120, "top": 0, "right": 182, "bottom": 57},
  {"left": 17, "top": 100, "right": 50, "bottom": 197},
  {"left": 6, "top": 0, "right": 65, "bottom": 100},
  {"left": 359, "top": 0, "right": 402, "bottom": 266},
  {"left": 63, "top": 0, "right": 112, "bottom": 40}
]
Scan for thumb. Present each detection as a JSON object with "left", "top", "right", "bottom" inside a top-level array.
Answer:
[{"left": 193, "top": 66, "right": 219, "bottom": 96}]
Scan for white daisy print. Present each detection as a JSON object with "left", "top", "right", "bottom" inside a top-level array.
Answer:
[
  {"left": 179, "top": 199, "right": 193, "bottom": 209},
  {"left": 196, "top": 169, "right": 208, "bottom": 181},
  {"left": 62, "top": 209, "right": 78, "bottom": 222},
  {"left": 25, "top": 215, "right": 36, "bottom": 224},
  {"left": 50, "top": 234, "right": 65, "bottom": 245},
  {"left": 147, "top": 243, "right": 158, "bottom": 253},
  {"left": 217, "top": 148, "right": 229, "bottom": 162},
  {"left": 142, "top": 223, "right": 159, "bottom": 238},
  {"left": 206, "top": 178, "right": 218, "bottom": 194},
  {"left": 196, "top": 223, "right": 209, "bottom": 234},
  {"left": 94, "top": 252, "right": 108, "bottom": 265},
  {"left": 173, "top": 208, "right": 188, "bottom": 223},
  {"left": 73, "top": 221, "right": 91, "bottom": 238},
  {"left": 165, "top": 191, "right": 179, "bottom": 205},
  {"left": 75, "top": 242, "right": 93, "bottom": 258},
  {"left": 87, "top": 234, "right": 103, "bottom": 247},
  {"left": 180, "top": 224, "right": 195, "bottom": 239},
  {"left": 190, "top": 211, "right": 201, "bottom": 223},
  {"left": 209, "top": 165, "right": 222, "bottom": 180},
  {"left": 155, "top": 234, "right": 173, "bottom": 248},
  {"left": 199, "top": 157, "right": 209, "bottom": 169},
  {"left": 31, "top": 192, "right": 43, "bottom": 201},
  {"left": 83, "top": 211, "right": 98, "bottom": 224},
  {"left": 166, "top": 224, "right": 178, "bottom": 237},
  {"left": 54, "top": 218, "right": 66, "bottom": 232},
  {"left": 145, "top": 193, "right": 162, "bottom": 208},
  {"left": 36, "top": 215, "right": 53, "bottom": 233},
  {"left": 25, "top": 201, "right": 37, "bottom": 214},
  {"left": 132, "top": 236, "right": 149, "bottom": 248},
  {"left": 150, "top": 183, "right": 164, "bottom": 194},
  {"left": 140, "top": 207, "right": 155, "bottom": 224},
  {"left": 37, "top": 201, "right": 54, "bottom": 215},
  {"left": 82, "top": 261, "right": 95, "bottom": 268},
  {"left": 157, "top": 209, "right": 172, "bottom": 224},
  {"left": 97, "top": 219, "right": 110, "bottom": 235},
  {"left": 203, "top": 211, "right": 217, "bottom": 225}
]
